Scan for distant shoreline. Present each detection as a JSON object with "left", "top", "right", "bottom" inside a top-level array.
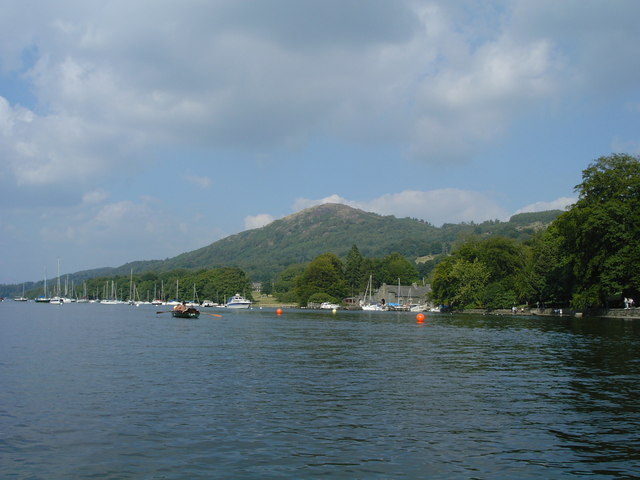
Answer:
[
  {"left": 252, "top": 295, "right": 640, "bottom": 319},
  {"left": 462, "top": 307, "right": 640, "bottom": 320}
]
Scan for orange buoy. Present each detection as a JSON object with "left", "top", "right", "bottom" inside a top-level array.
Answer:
[
  {"left": 416, "top": 312, "right": 426, "bottom": 323},
  {"left": 276, "top": 308, "right": 283, "bottom": 315}
]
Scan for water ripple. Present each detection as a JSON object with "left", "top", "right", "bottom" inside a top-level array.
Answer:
[{"left": 1, "top": 304, "right": 639, "bottom": 478}]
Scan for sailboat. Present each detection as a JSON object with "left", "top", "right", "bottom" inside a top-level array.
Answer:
[
  {"left": 360, "top": 275, "right": 384, "bottom": 311},
  {"left": 100, "top": 280, "right": 121, "bottom": 304},
  {"left": 49, "top": 259, "right": 64, "bottom": 304},
  {"left": 35, "top": 269, "right": 51, "bottom": 302},
  {"left": 166, "top": 279, "right": 181, "bottom": 306},
  {"left": 77, "top": 282, "right": 89, "bottom": 303},
  {"left": 14, "top": 284, "right": 28, "bottom": 302},
  {"left": 151, "top": 281, "right": 165, "bottom": 306},
  {"left": 185, "top": 284, "right": 200, "bottom": 308}
]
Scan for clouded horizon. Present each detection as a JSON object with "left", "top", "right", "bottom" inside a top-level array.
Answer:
[{"left": 1, "top": 0, "right": 639, "bottom": 284}]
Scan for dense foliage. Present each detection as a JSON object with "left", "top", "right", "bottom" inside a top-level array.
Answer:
[
  {"left": 294, "top": 253, "right": 349, "bottom": 307},
  {"left": 431, "top": 154, "right": 640, "bottom": 310},
  {"left": 552, "top": 153, "right": 640, "bottom": 308},
  {"left": 279, "top": 249, "right": 421, "bottom": 307},
  {"left": 431, "top": 237, "right": 525, "bottom": 309}
]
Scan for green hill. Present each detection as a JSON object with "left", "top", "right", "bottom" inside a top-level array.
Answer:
[
  {"left": 1, "top": 204, "right": 563, "bottom": 295},
  {"left": 79, "top": 204, "right": 563, "bottom": 281}
]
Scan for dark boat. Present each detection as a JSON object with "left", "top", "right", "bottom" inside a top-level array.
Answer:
[{"left": 172, "top": 307, "right": 200, "bottom": 319}]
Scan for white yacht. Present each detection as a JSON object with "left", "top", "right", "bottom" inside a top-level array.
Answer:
[{"left": 226, "top": 294, "right": 251, "bottom": 309}]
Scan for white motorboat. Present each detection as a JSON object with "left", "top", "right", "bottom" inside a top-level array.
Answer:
[
  {"left": 320, "top": 302, "right": 340, "bottom": 310},
  {"left": 226, "top": 293, "right": 251, "bottom": 309}
]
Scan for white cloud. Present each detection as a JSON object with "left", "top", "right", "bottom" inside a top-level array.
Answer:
[
  {"left": 293, "top": 189, "right": 510, "bottom": 226},
  {"left": 0, "top": 96, "right": 143, "bottom": 186},
  {"left": 0, "top": 0, "right": 637, "bottom": 186},
  {"left": 612, "top": 137, "right": 640, "bottom": 156},
  {"left": 515, "top": 196, "right": 575, "bottom": 214},
  {"left": 183, "top": 174, "right": 212, "bottom": 189},
  {"left": 293, "top": 194, "right": 357, "bottom": 212},
  {"left": 82, "top": 189, "right": 108, "bottom": 204},
  {"left": 367, "top": 189, "right": 510, "bottom": 225},
  {"left": 244, "top": 214, "right": 275, "bottom": 230},
  {"left": 26, "top": 195, "right": 225, "bottom": 271}
]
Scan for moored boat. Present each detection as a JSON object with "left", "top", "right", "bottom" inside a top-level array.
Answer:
[
  {"left": 35, "top": 270, "right": 50, "bottom": 302},
  {"left": 14, "top": 284, "right": 28, "bottom": 301},
  {"left": 320, "top": 302, "right": 340, "bottom": 310},
  {"left": 361, "top": 303, "right": 384, "bottom": 311},
  {"left": 226, "top": 293, "right": 251, "bottom": 309},
  {"left": 360, "top": 275, "right": 384, "bottom": 310}
]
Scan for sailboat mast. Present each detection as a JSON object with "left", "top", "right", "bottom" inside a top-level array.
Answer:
[{"left": 56, "top": 258, "right": 61, "bottom": 297}]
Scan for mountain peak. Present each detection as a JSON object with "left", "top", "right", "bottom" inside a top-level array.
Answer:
[{"left": 283, "top": 203, "right": 367, "bottom": 221}]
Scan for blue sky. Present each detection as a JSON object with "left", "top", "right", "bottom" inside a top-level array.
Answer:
[{"left": 1, "top": 0, "right": 639, "bottom": 284}]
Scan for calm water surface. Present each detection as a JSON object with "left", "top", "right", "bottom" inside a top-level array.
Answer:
[{"left": 1, "top": 302, "right": 639, "bottom": 479}]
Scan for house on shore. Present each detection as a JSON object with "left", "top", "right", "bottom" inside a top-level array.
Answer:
[{"left": 366, "top": 282, "right": 432, "bottom": 310}]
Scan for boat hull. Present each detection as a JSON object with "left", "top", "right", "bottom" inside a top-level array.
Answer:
[
  {"left": 172, "top": 310, "right": 200, "bottom": 319},
  {"left": 361, "top": 304, "right": 384, "bottom": 311},
  {"left": 225, "top": 303, "right": 250, "bottom": 309}
]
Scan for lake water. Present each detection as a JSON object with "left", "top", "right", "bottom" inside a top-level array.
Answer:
[{"left": 1, "top": 302, "right": 639, "bottom": 479}]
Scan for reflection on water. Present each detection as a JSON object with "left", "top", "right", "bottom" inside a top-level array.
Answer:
[{"left": 1, "top": 303, "right": 639, "bottom": 479}]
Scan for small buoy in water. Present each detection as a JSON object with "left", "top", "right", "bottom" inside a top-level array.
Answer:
[
  {"left": 332, "top": 308, "right": 337, "bottom": 315},
  {"left": 276, "top": 308, "right": 283, "bottom": 315},
  {"left": 416, "top": 313, "right": 426, "bottom": 323}
]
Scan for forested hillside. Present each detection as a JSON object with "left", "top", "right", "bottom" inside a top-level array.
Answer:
[
  {"left": 83, "top": 204, "right": 560, "bottom": 282},
  {"left": 0, "top": 204, "right": 561, "bottom": 297}
]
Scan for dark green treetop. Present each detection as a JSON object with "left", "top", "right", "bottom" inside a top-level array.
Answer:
[{"left": 553, "top": 153, "right": 640, "bottom": 307}]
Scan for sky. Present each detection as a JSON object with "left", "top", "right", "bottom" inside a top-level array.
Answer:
[{"left": 1, "top": 0, "right": 639, "bottom": 284}]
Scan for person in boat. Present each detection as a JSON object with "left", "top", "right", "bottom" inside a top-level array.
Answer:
[{"left": 174, "top": 301, "right": 187, "bottom": 313}]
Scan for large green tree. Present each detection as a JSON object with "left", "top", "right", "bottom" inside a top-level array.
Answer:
[
  {"left": 273, "top": 264, "right": 306, "bottom": 303},
  {"left": 376, "top": 252, "right": 420, "bottom": 285},
  {"left": 430, "top": 235, "right": 528, "bottom": 309},
  {"left": 294, "top": 253, "right": 349, "bottom": 307},
  {"left": 344, "top": 244, "right": 364, "bottom": 295},
  {"left": 518, "top": 229, "right": 571, "bottom": 307},
  {"left": 553, "top": 154, "right": 640, "bottom": 308},
  {"left": 431, "top": 256, "right": 490, "bottom": 308}
]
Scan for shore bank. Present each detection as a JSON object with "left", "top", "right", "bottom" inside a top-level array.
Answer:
[{"left": 463, "top": 307, "right": 640, "bottom": 320}]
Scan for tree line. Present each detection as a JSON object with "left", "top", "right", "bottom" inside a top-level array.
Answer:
[
  {"left": 430, "top": 154, "right": 640, "bottom": 311},
  {"left": 271, "top": 249, "right": 422, "bottom": 307},
  {"left": 30, "top": 266, "right": 253, "bottom": 304}
]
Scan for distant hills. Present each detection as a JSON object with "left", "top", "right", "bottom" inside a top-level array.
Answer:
[{"left": 1, "top": 203, "right": 563, "bottom": 295}]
